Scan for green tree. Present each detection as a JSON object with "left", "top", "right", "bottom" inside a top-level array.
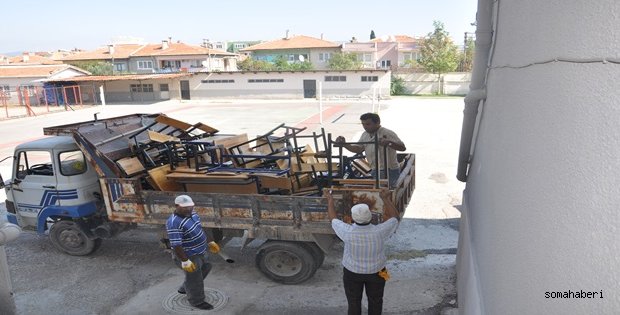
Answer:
[
  {"left": 271, "top": 55, "right": 314, "bottom": 71},
  {"left": 390, "top": 75, "right": 407, "bottom": 95},
  {"left": 418, "top": 21, "right": 459, "bottom": 94},
  {"left": 370, "top": 30, "right": 376, "bottom": 40},
  {"left": 273, "top": 55, "right": 289, "bottom": 70},
  {"left": 67, "top": 61, "right": 113, "bottom": 75},
  {"left": 237, "top": 58, "right": 274, "bottom": 71},
  {"left": 288, "top": 60, "right": 314, "bottom": 71},
  {"left": 328, "top": 52, "right": 363, "bottom": 70}
]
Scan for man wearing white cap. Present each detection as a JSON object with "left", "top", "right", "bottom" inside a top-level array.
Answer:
[
  {"left": 166, "top": 194, "right": 221, "bottom": 310},
  {"left": 326, "top": 189, "right": 400, "bottom": 315}
]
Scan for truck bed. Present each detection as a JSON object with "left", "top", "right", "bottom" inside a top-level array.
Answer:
[
  {"left": 99, "top": 153, "right": 415, "bottom": 241},
  {"left": 44, "top": 113, "right": 416, "bottom": 242}
]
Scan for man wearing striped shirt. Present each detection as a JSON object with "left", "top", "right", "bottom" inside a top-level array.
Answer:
[
  {"left": 326, "top": 189, "right": 400, "bottom": 315},
  {"left": 166, "top": 195, "right": 220, "bottom": 310}
]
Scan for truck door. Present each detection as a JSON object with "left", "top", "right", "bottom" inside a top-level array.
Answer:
[
  {"left": 10, "top": 150, "right": 59, "bottom": 228},
  {"left": 55, "top": 149, "right": 99, "bottom": 206}
]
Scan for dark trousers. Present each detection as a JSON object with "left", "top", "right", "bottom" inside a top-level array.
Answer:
[
  {"left": 174, "top": 254, "right": 212, "bottom": 306},
  {"left": 343, "top": 267, "right": 386, "bottom": 315}
]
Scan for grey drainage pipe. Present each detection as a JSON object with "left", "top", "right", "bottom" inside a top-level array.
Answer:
[{"left": 457, "top": 0, "right": 495, "bottom": 182}]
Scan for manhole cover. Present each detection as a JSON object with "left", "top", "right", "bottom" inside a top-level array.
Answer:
[{"left": 162, "top": 287, "right": 229, "bottom": 314}]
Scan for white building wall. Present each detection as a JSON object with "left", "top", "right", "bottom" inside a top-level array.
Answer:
[
  {"left": 49, "top": 69, "right": 88, "bottom": 80},
  {"left": 459, "top": 0, "right": 620, "bottom": 314},
  {"left": 102, "top": 78, "right": 181, "bottom": 103},
  {"left": 395, "top": 72, "right": 471, "bottom": 95},
  {"left": 188, "top": 71, "right": 390, "bottom": 99}
]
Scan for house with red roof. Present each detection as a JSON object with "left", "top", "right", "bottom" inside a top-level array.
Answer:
[
  {"left": 0, "top": 64, "right": 90, "bottom": 104},
  {"left": 240, "top": 34, "right": 341, "bottom": 70},
  {"left": 342, "top": 34, "right": 422, "bottom": 70},
  {"left": 58, "top": 40, "right": 237, "bottom": 74}
]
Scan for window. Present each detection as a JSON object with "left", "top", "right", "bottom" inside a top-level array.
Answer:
[
  {"left": 319, "top": 53, "right": 332, "bottom": 62},
  {"left": 379, "top": 60, "right": 391, "bottom": 68},
  {"left": 0, "top": 85, "right": 10, "bottom": 97},
  {"left": 16, "top": 151, "right": 54, "bottom": 179},
  {"left": 358, "top": 54, "right": 372, "bottom": 62},
  {"left": 137, "top": 60, "right": 153, "bottom": 69},
  {"left": 160, "top": 84, "right": 169, "bottom": 91},
  {"left": 130, "top": 84, "right": 154, "bottom": 92},
  {"left": 400, "top": 52, "right": 420, "bottom": 66},
  {"left": 114, "top": 63, "right": 126, "bottom": 72},
  {"left": 234, "top": 43, "right": 246, "bottom": 49},
  {"left": 248, "top": 79, "right": 284, "bottom": 83},
  {"left": 201, "top": 79, "right": 235, "bottom": 83},
  {"left": 361, "top": 76, "right": 379, "bottom": 82},
  {"left": 161, "top": 60, "right": 181, "bottom": 69},
  {"left": 59, "top": 151, "right": 87, "bottom": 176},
  {"left": 325, "top": 76, "right": 346, "bottom": 82}
]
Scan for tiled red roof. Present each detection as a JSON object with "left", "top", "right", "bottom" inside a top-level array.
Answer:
[
  {"left": 57, "top": 42, "right": 235, "bottom": 61},
  {"left": 0, "top": 65, "right": 89, "bottom": 78},
  {"left": 241, "top": 35, "right": 340, "bottom": 51},
  {"left": 7, "top": 55, "right": 62, "bottom": 65},
  {"left": 132, "top": 42, "right": 235, "bottom": 57},
  {"left": 371, "top": 35, "right": 418, "bottom": 43},
  {"left": 46, "top": 73, "right": 191, "bottom": 82},
  {"left": 57, "top": 44, "right": 145, "bottom": 61}
]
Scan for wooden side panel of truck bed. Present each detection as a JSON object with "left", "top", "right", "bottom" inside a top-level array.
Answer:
[{"left": 99, "top": 154, "right": 415, "bottom": 241}]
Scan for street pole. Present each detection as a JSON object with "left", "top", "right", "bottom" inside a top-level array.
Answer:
[
  {"left": 318, "top": 81, "right": 323, "bottom": 125},
  {"left": 463, "top": 32, "right": 468, "bottom": 72}
]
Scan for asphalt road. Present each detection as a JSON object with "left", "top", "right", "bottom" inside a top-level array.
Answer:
[{"left": 1, "top": 97, "right": 464, "bottom": 314}]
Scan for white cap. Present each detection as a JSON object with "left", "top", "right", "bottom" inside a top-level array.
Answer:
[
  {"left": 175, "top": 195, "right": 194, "bottom": 207},
  {"left": 351, "top": 203, "right": 372, "bottom": 224}
]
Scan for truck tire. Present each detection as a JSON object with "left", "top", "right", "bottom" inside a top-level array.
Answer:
[
  {"left": 256, "top": 240, "right": 318, "bottom": 284},
  {"left": 304, "top": 242, "right": 325, "bottom": 268},
  {"left": 49, "top": 220, "right": 102, "bottom": 256}
]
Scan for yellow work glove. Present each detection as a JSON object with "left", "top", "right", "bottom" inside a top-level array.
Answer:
[
  {"left": 208, "top": 241, "right": 221, "bottom": 254},
  {"left": 378, "top": 268, "right": 390, "bottom": 281},
  {"left": 181, "top": 260, "right": 196, "bottom": 272}
]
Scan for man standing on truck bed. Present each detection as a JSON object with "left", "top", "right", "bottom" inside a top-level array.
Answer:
[
  {"left": 326, "top": 189, "right": 400, "bottom": 315},
  {"left": 335, "top": 112, "right": 406, "bottom": 189},
  {"left": 166, "top": 195, "right": 220, "bottom": 310}
]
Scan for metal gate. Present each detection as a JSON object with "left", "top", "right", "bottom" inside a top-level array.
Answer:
[
  {"left": 180, "top": 80, "right": 190, "bottom": 100},
  {"left": 303, "top": 80, "right": 316, "bottom": 98}
]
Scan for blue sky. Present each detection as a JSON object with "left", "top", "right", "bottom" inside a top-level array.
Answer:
[{"left": 2, "top": 0, "right": 477, "bottom": 53}]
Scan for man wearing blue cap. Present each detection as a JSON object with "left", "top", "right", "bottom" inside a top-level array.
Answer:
[{"left": 326, "top": 189, "right": 401, "bottom": 315}]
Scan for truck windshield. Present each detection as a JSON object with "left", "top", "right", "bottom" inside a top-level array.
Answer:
[{"left": 59, "top": 150, "right": 87, "bottom": 176}]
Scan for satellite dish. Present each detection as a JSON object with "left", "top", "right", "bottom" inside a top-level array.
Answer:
[{"left": 298, "top": 55, "right": 305, "bottom": 62}]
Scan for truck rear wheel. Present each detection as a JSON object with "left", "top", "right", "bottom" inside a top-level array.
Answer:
[
  {"left": 304, "top": 242, "right": 325, "bottom": 268},
  {"left": 49, "top": 220, "right": 101, "bottom": 256},
  {"left": 256, "top": 240, "right": 318, "bottom": 284}
]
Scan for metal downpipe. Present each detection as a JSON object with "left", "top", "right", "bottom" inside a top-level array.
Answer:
[{"left": 457, "top": 0, "right": 495, "bottom": 182}]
